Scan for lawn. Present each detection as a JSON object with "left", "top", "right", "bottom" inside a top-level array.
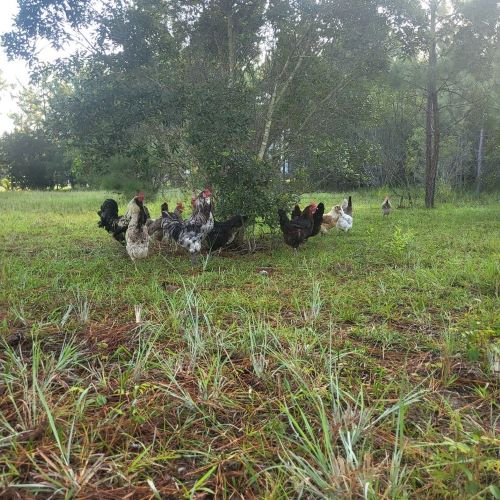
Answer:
[{"left": 0, "top": 190, "right": 499, "bottom": 498}]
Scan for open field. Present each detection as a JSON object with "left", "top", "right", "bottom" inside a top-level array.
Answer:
[{"left": 0, "top": 190, "right": 499, "bottom": 498}]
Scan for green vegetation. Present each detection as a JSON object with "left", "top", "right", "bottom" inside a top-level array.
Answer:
[
  {"left": 1, "top": 0, "right": 499, "bottom": 212},
  {"left": 1, "top": 190, "right": 498, "bottom": 497}
]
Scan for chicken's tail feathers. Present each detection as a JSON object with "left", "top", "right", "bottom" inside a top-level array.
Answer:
[
  {"left": 99, "top": 199, "right": 119, "bottom": 217},
  {"left": 98, "top": 199, "right": 120, "bottom": 228},
  {"left": 161, "top": 206, "right": 172, "bottom": 218},
  {"left": 278, "top": 209, "right": 289, "bottom": 227},
  {"left": 347, "top": 196, "right": 352, "bottom": 209},
  {"left": 291, "top": 205, "right": 301, "bottom": 219}
]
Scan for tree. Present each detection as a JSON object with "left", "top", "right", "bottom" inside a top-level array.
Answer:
[
  {"left": 2, "top": 0, "right": 498, "bottom": 203},
  {"left": 420, "top": 0, "right": 498, "bottom": 207},
  {"left": 424, "top": 0, "right": 439, "bottom": 208},
  {"left": 1, "top": 130, "right": 71, "bottom": 189}
]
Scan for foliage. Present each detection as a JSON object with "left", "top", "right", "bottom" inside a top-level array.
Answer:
[
  {"left": 0, "top": 0, "right": 498, "bottom": 205},
  {"left": 0, "top": 130, "right": 71, "bottom": 189},
  {"left": 97, "top": 155, "right": 156, "bottom": 199},
  {"left": 205, "top": 151, "right": 297, "bottom": 226}
]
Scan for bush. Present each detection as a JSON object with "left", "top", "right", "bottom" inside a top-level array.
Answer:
[{"left": 205, "top": 151, "right": 298, "bottom": 228}]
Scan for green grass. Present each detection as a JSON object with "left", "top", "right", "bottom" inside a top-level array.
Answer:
[{"left": 0, "top": 189, "right": 499, "bottom": 498}]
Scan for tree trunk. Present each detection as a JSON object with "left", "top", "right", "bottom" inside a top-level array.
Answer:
[
  {"left": 257, "top": 55, "right": 305, "bottom": 161},
  {"left": 227, "top": 8, "right": 235, "bottom": 84},
  {"left": 476, "top": 126, "right": 484, "bottom": 194},
  {"left": 258, "top": 84, "right": 278, "bottom": 161},
  {"left": 425, "top": 0, "right": 440, "bottom": 209}
]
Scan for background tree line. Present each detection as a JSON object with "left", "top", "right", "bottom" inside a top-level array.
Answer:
[{"left": 0, "top": 0, "right": 498, "bottom": 213}]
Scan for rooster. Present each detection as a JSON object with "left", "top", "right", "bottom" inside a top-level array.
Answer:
[
  {"left": 125, "top": 196, "right": 149, "bottom": 261},
  {"left": 97, "top": 194, "right": 150, "bottom": 243},
  {"left": 335, "top": 206, "right": 353, "bottom": 232},
  {"left": 205, "top": 215, "right": 248, "bottom": 253},
  {"left": 342, "top": 196, "right": 353, "bottom": 217},
  {"left": 161, "top": 189, "right": 214, "bottom": 264},
  {"left": 97, "top": 199, "right": 128, "bottom": 243},
  {"left": 278, "top": 204, "right": 317, "bottom": 251},
  {"left": 382, "top": 196, "right": 392, "bottom": 216}
]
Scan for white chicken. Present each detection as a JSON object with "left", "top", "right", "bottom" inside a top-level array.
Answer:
[
  {"left": 335, "top": 206, "right": 353, "bottom": 232},
  {"left": 125, "top": 196, "right": 149, "bottom": 261},
  {"left": 341, "top": 196, "right": 352, "bottom": 216}
]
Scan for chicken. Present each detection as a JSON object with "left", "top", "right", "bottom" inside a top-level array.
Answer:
[
  {"left": 147, "top": 202, "right": 167, "bottom": 242},
  {"left": 97, "top": 198, "right": 128, "bottom": 243},
  {"left": 320, "top": 205, "right": 341, "bottom": 235},
  {"left": 205, "top": 215, "right": 248, "bottom": 252},
  {"left": 382, "top": 196, "right": 392, "bottom": 216},
  {"left": 148, "top": 201, "right": 184, "bottom": 242},
  {"left": 290, "top": 202, "right": 324, "bottom": 237},
  {"left": 125, "top": 196, "right": 149, "bottom": 261},
  {"left": 342, "top": 196, "right": 353, "bottom": 217},
  {"left": 97, "top": 194, "right": 150, "bottom": 244},
  {"left": 161, "top": 189, "right": 214, "bottom": 263},
  {"left": 291, "top": 205, "right": 302, "bottom": 220},
  {"left": 309, "top": 202, "right": 325, "bottom": 237},
  {"left": 278, "top": 204, "right": 317, "bottom": 250},
  {"left": 335, "top": 206, "right": 353, "bottom": 232}
]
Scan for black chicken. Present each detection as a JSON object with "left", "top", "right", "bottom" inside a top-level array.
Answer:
[
  {"left": 97, "top": 199, "right": 128, "bottom": 243},
  {"left": 278, "top": 204, "right": 317, "bottom": 250},
  {"left": 291, "top": 205, "right": 302, "bottom": 219},
  {"left": 205, "top": 215, "right": 248, "bottom": 252},
  {"left": 309, "top": 202, "right": 325, "bottom": 237}
]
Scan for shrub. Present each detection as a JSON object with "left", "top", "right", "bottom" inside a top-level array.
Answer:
[{"left": 205, "top": 150, "right": 298, "bottom": 228}]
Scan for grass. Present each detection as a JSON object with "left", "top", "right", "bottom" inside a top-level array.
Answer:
[{"left": 0, "top": 189, "right": 499, "bottom": 498}]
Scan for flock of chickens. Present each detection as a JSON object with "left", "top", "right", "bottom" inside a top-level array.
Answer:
[
  {"left": 277, "top": 197, "right": 354, "bottom": 251},
  {"left": 97, "top": 190, "right": 392, "bottom": 262}
]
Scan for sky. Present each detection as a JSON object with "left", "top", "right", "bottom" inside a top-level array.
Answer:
[
  {"left": 0, "top": 0, "right": 76, "bottom": 134},
  {"left": 0, "top": 0, "right": 29, "bottom": 133},
  {"left": 0, "top": 0, "right": 41, "bottom": 134}
]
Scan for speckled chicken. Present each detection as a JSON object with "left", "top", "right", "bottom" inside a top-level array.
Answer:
[
  {"left": 335, "top": 206, "right": 353, "bottom": 232},
  {"left": 161, "top": 189, "right": 214, "bottom": 263},
  {"left": 148, "top": 201, "right": 184, "bottom": 243},
  {"left": 98, "top": 194, "right": 150, "bottom": 244},
  {"left": 125, "top": 196, "right": 150, "bottom": 261},
  {"left": 342, "top": 196, "right": 353, "bottom": 217}
]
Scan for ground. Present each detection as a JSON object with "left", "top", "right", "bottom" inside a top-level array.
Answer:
[{"left": 0, "top": 190, "right": 498, "bottom": 499}]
